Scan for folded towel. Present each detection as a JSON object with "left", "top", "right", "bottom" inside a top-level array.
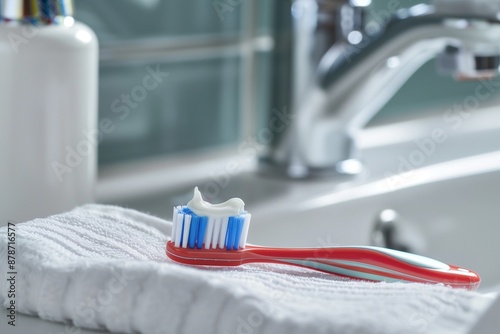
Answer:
[{"left": 0, "top": 204, "right": 495, "bottom": 334}]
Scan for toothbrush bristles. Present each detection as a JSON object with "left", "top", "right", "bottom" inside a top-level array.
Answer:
[{"left": 171, "top": 206, "right": 251, "bottom": 250}]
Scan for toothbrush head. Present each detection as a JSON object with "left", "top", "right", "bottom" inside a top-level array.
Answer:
[
  {"left": 167, "top": 188, "right": 251, "bottom": 265},
  {"left": 170, "top": 206, "right": 251, "bottom": 251}
]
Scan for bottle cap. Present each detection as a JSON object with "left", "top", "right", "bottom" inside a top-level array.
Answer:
[{"left": 1, "top": 0, "right": 73, "bottom": 25}]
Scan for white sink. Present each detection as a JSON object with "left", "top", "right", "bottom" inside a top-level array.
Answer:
[{"left": 250, "top": 151, "right": 500, "bottom": 290}]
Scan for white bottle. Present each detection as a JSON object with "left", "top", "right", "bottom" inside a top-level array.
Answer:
[{"left": 0, "top": 0, "right": 98, "bottom": 226}]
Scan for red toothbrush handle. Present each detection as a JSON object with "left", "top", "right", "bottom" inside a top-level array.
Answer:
[
  {"left": 166, "top": 242, "right": 480, "bottom": 290},
  {"left": 242, "top": 245, "right": 480, "bottom": 290}
]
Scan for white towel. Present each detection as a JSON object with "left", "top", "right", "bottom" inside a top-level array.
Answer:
[{"left": 0, "top": 204, "right": 495, "bottom": 334}]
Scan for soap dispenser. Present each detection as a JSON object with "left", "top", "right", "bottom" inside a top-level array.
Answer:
[{"left": 0, "top": 0, "right": 99, "bottom": 225}]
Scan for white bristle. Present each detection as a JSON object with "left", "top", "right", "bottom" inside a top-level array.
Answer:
[
  {"left": 181, "top": 214, "right": 191, "bottom": 248},
  {"left": 171, "top": 207, "right": 178, "bottom": 243},
  {"left": 218, "top": 217, "right": 229, "bottom": 249},
  {"left": 211, "top": 217, "right": 222, "bottom": 249},
  {"left": 204, "top": 217, "right": 215, "bottom": 249},
  {"left": 174, "top": 212, "right": 184, "bottom": 247},
  {"left": 239, "top": 213, "right": 251, "bottom": 248}
]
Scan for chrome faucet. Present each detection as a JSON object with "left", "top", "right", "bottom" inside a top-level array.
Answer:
[{"left": 261, "top": 0, "right": 500, "bottom": 178}]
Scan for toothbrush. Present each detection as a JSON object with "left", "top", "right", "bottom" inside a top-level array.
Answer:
[{"left": 166, "top": 188, "right": 480, "bottom": 290}]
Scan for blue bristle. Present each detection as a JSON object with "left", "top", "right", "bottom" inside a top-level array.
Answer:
[
  {"left": 197, "top": 216, "right": 208, "bottom": 249},
  {"left": 230, "top": 218, "right": 238, "bottom": 250},
  {"left": 226, "top": 217, "right": 238, "bottom": 250},
  {"left": 234, "top": 216, "right": 244, "bottom": 250},
  {"left": 182, "top": 207, "right": 194, "bottom": 215},
  {"left": 189, "top": 215, "right": 200, "bottom": 249}
]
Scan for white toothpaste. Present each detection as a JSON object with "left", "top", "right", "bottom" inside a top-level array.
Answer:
[{"left": 186, "top": 187, "right": 245, "bottom": 217}]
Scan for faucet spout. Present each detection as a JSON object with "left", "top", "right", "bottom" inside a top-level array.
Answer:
[{"left": 262, "top": 2, "right": 500, "bottom": 178}]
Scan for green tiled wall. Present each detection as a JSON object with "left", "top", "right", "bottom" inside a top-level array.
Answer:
[{"left": 74, "top": 0, "right": 271, "bottom": 166}]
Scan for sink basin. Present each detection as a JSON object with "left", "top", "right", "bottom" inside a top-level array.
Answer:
[
  {"left": 250, "top": 151, "right": 500, "bottom": 289},
  {"left": 103, "top": 107, "right": 500, "bottom": 291}
]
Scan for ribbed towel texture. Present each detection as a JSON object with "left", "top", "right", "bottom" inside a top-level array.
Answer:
[{"left": 0, "top": 204, "right": 495, "bottom": 334}]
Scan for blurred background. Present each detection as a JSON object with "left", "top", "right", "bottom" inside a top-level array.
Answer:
[{"left": 73, "top": 0, "right": 500, "bottom": 168}]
